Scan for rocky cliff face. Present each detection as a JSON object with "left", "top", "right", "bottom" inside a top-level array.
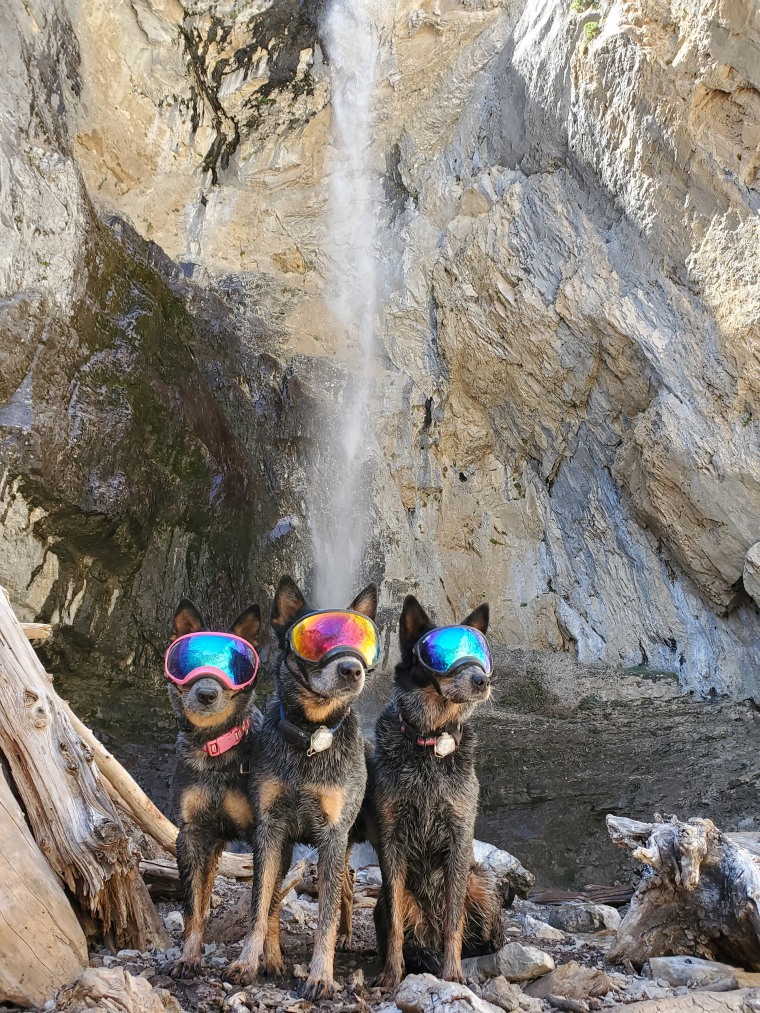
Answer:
[{"left": 1, "top": 0, "right": 759, "bottom": 709}]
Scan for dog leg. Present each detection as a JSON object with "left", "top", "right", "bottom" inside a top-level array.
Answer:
[
  {"left": 227, "top": 815, "right": 287, "bottom": 986},
  {"left": 377, "top": 841, "right": 407, "bottom": 988},
  {"left": 263, "top": 846, "right": 292, "bottom": 978},
  {"left": 441, "top": 829, "right": 471, "bottom": 983},
  {"left": 337, "top": 856, "right": 355, "bottom": 951},
  {"left": 172, "top": 830, "right": 223, "bottom": 979},
  {"left": 300, "top": 831, "right": 348, "bottom": 1001}
]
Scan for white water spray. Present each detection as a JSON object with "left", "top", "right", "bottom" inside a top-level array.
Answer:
[{"left": 309, "top": 0, "right": 382, "bottom": 605}]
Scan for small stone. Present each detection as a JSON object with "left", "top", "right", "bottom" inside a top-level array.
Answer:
[
  {"left": 481, "top": 977, "right": 524, "bottom": 1011},
  {"left": 293, "top": 963, "right": 309, "bottom": 979},
  {"left": 396, "top": 973, "right": 505, "bottom": 1013},
  {"left": 102, "top": 955, "right": 120, "bottom": 968},
  {"left": 516, "top": 913, "right": 566, "bottom": 940},
  {"left": 545, "top": 903, "right": 621, "bottom": 933},
  {"left": 463, "top": 943, "right": 555, "bottom": 983},
  {"left": 211, "top": 893, "right": 223, "bottom": 908},
  {"left": 164, "top": 947, "right": 181, "bottom": 962},
  {"left": 163, "top": 911, "right": 184, "bottom": 935},
  {"left": 348, "top": 968, "right": 365, "bottom": 988},
  {"left": 526, "top": 960, "right": 612, "bottom": 1000},
  {"left": 116, "top": 949, "right": 141, "bottom": 960}
]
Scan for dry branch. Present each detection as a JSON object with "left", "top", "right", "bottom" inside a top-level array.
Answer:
[
  {"left": 606, "top": 813, "right": 760, "bottom": 970},
  {"left": 0, "top": 586, "right": 167, "bottom": 951},
  {"left": 0, "top": 761, "right": 87, "bottom": 1006}
]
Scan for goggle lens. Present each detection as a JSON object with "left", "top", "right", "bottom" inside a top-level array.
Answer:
[
  {"left": 165, "top": 632, "right": 259, "bottom": 690},
  {"left": 416, "top": 625, "right": 492, "bottom": 676},
  {"left": 289, "top": 611, "right": 379, "bottom": 669}
]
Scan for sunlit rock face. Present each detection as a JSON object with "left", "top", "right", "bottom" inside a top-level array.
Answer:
[{"left": 1, "top": 0, "right": 759, "bottom": 703}]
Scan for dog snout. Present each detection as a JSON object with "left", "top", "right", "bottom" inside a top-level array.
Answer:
[
  {"left": 195, "top": 683, "right": 220, "bottom": 706},
  {"left": 471, "top": 668, "right": 489, "bottom": 691},
  {"left": 337, "top": 658, "right": 364, "bottom": 683}
]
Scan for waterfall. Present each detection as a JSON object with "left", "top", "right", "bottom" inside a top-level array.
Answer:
[{"left": 309, "top": 0, "right": 382, "bottom": 606}]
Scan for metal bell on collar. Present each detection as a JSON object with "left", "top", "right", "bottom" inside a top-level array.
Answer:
[
  {"left": 434, "top": 732, "right": 457, "bottom": 758},
  {"left": 307, "top": 725, "right": 334, "bottom": 757}
]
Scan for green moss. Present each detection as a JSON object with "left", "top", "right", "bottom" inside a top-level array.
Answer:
[{"left": 584, "top": 20, "right": 601, "bottom": 41}]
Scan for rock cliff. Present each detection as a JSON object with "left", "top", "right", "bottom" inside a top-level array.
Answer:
[{"left": 1, "top": 0, "right": 758, "bottom": 706}]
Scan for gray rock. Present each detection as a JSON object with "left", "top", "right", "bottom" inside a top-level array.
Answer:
[
  {"left": 395, "top": 973, "right": 505, "bottom": 1013},
  {"left": 514, "top": 913, "right": 566, "bottom": 941},
  {"left": 525, "top": 960, "right": 613, "bottom": 999},
  {"left": 481, "top": 977, "right": 542, "bottom": 1012},
  {"left": 545, "top": 903, "right": 621, "bottom": 933},
  {"left": 744, "top": 544, "right": 760, "bottom": 607},
  {"left": 463, "top": 943, "right": 555, "bottom": 983},
  {"left": 163, "top": 911, "right": 184, "bottom": 936}
]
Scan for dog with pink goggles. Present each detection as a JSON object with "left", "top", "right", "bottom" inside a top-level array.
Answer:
[{"left": 165, "top": 630, "right": 260, "bottom": 692}]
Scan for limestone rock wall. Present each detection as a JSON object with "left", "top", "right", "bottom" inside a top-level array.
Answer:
[{"left": 1, "top": 0, "right": 759, "bottom": 705}]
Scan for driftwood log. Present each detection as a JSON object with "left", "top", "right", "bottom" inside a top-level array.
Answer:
[
  {"left": 0, "top": 588, "right": 168, "bottom": 964},
  {"left": 0, "top": 760, "right": 88, "bottom": 1006},
  {"left": 606, "top": 814, "right": 760, "bottom": 970}
]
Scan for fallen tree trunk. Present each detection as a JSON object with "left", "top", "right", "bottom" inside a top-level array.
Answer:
[
  {"left": 63, "top": 702, "right": 253, "bottom": 880},
  {"left": 0, "top": 587, "right": 167, "bottom": 953},
  {"left": 0, "top": 760, "right": 88, "bottom": 1006},
  {"left": 606, "top": 814, "right": 760, "bottom": 970}
]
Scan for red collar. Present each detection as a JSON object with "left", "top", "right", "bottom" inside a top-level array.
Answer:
[{"left": 202, "top": 718, "right": 250, "bottom": 757}]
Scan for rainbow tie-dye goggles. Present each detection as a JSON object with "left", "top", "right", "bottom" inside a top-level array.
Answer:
[
  {"left": 287, "top": 610, "right": 380, "bottom": 669},
  {"left": 414, "top": 625, "right": 492, "bottom": 676},
  {"left": 165, "top": 632, "right": 260, "bottom": 691}
]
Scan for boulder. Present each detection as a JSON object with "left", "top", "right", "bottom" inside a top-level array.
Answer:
[
  {"left": 482, "top": 977, "right": 543, "bottom": 1013},
  {"left": 463, "top": 943, "right": 555, "bottom": 983},
  {"left": 545, "top": 903, "right": 621, "bottom": 933},
  {"left": 744, "top": 544, "right": 760, "bottom": 607},
  {"left": 647, "top": 956, "right": 760, "bottom": 989},
  {"left": 525, "top": 961, "right": 613, "bottom": 999},
  {"left": 395, "top": 973, "right": 504, "bottom": 1013},
  {"left": 514, "top": 913, "right": 566, "bottom": 941},
  {"left": 56, "top": 967, "right": 182, "bottom": 1013}
]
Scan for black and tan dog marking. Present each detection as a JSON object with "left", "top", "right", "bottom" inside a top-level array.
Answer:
[
  {"left": 167, "top": 598, "right": 262, "bottom": 978},
  {"left": 371, "top": 596, "right": 503, "bottom": 986},
  {"left": 227, "top": 576, "right": 375, "bottom": 1001}
]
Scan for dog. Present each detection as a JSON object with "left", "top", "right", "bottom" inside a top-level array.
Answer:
[
  {"left": 226, "top": 575, "right": 377, "bottom": 1000},
  {"left": 370, "top": 595, "right": 504, "bottom": 986},
  {"left": 166, "top": 597, "right": 263, "bottom": 978}
]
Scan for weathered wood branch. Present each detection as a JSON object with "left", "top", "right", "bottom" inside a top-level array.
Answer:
[
  {"left": 0, "top": 761, "right": 88, "bottom": 1006},
  {"left": 0, "top": 587, "right": 167, "bottom": 952},
  {"left": 606, "top": 813, "right": 760, "bottom": 970},
  {"left": 63, "top": 701, "right": 253, "bottom": 880}
]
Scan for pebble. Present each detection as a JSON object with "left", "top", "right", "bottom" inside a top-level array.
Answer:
[
  {"left": 163, "top": 910, "right": 185, "bottom": 935},
  {"left": 116, "top": 949, "right": 141, "bottom": 960},
  {"left": 165, "top": 947, "right": 181, "bottom": 962}
]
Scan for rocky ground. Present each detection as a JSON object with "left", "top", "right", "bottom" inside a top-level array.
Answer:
[{"left": 31, "top": 843, "right": 760, "bottom": 1013}]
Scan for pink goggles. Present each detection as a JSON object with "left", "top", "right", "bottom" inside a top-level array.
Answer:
[{"left": 165, "top": 632, "right": 259, "bottom": 691}]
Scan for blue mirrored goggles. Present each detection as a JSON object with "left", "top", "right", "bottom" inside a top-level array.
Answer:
[
  {"left": 414, "top": 625, "right": 492, "bottom": 676},
  {"left": 165, "top": 632, "right": 259, "bottom": 691}
]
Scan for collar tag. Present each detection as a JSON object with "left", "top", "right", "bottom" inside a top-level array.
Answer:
[
  {"left": 433, "top": 732, "right": 457, "bottom": 758},
  {"left": 307, "top": 726, "right": 334, "bottom": 757}
]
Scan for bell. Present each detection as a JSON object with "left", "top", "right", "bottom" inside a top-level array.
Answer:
[
  {"left": 434, "top": 732, "right": 456, "bottom": 758},
  {"left": 308, "top": 726, "right": 334, "bottom": 755}
]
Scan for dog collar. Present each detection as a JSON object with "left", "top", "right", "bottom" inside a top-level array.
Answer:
[
  {"left": 202, "top": 718, "right": 251, "bottom": 757},
  {"left": 397, "top": 709, "right": 462, "bottom": 758},
  {"left": 278, "top": 704, "right": 347, "bottom": 757}
]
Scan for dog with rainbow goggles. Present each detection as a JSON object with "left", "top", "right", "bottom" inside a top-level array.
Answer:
[
  {"left": 370, "top": 595, "right": 503, "bottom": 986},
  {"left": 226, "top": 575, "right": 378, "bottom": 1000},
  {"left": 164, "top": 598, "right": 263, "bottom": 978}
]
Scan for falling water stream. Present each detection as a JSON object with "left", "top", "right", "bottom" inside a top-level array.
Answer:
[{"left": 308, "top": 0, "right": 382, "bottom": 605}]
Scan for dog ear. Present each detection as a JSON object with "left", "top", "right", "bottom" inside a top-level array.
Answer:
[
  {"left": 462, "top": 603, "right": 489, "bottom": 634},
  {"left": 171, "top": 598, "right": 204, "bottom": 641},
  {"left": 271, "top": 575, "right": 306, "bottom": 629},
  {"left": 231, "top": 604, "right": 262, "bottom": 646},
  {"left": 399, "top": 595, "right": 432, "bottom": 653},
  {"left": 349, "top": 583, "right": 377, "bottom": 619}
]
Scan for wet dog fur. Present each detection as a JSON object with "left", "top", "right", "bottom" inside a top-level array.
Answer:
[
  {"left": 167, "top": 598, "right": 263, "bottom": 978},
  {"left": 370, "top": 595, "right": 504, "bottom": 986},
  {"left": 226, "top": 576, "right": 376, "bottom": 1001}
]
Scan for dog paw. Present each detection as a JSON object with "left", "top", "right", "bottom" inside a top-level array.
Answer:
[
  {"left": 168, "top": 957, "right": 201, "bottom": 979},
  {"left": 373, "top": 968, "right": 403, "bottom": 990},
  {"left": 264, "top": 956, "right": 285, "bottom": 978},
  {"left": 299, "top": 975, "right": 335, "bottom": 1002},
  {"left": 336, "top": 931, "right": 352, "bottom": 952},
  {"left": 225, "top": 960, "right": 259, "bottom": 986},
  {"left": 442, "top": 970, "right": 466, "bottom": 984}
]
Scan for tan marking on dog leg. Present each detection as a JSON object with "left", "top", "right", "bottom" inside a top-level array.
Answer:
[
  {"left": 314, "top": 785, "right": 347, "bottom": 825},
  {"left": 223, "top": 788, "right": 253, "bottom": 829},
  {"left": 228, "top": 847, "right": 281, "bottom": 983},
  {"left": 184, "top": 699, "right": 237, "bottom": 728},
  {"left": 337, "top": 858, "right": 354, "bottom": 949},
  {"left": 177, "top": 844, "right": 221, "bottom": 975},
  {"left": 380, "top": 867, "right": 407, "bottom": 987},
  {"left": 263, "top": 893, "right": 284, "bottom": 976},
  {"left": 258, "top": 777, "right": 286, "bottom": 813},
  {"left": 180, "top": 785, "right": 212, "bottom": 825}
]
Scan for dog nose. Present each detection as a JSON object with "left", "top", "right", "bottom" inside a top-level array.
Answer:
[
  {"left": 338, "top": 658, "right": 363, "bottom": 682},
  {"left": 471, "top": 669, "right": 489, "bottom": 691},
  {"left": 196, "top": 685, "right": 219, "bottom": 705}
]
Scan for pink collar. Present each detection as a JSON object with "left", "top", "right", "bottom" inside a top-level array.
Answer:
[{"left": 202, "top": 718, "right": 251, "bottom": 757}]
